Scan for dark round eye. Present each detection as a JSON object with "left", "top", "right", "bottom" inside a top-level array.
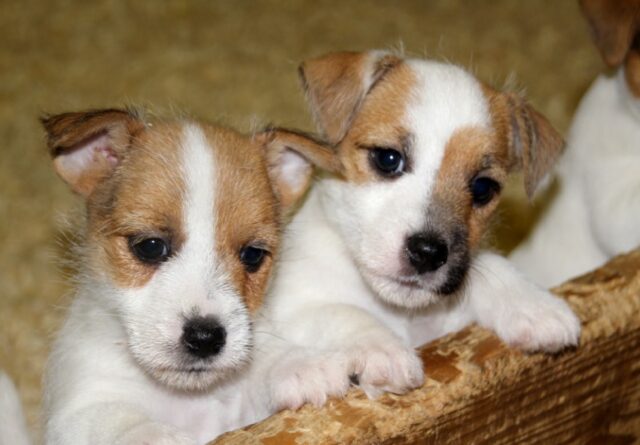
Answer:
[
  {"left": 239, "top": 246, "right": 267, "bottom": 273},
  {"left": 130, "top": 237, "right": 170, "bottom": 264},
  {"left": 370, "top": 148, "right": 405, "bottom": 177},
  {"left": 470, "top": 177, "right": 500, "bottom": 207}
]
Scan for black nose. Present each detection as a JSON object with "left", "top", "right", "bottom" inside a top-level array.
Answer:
[
  {"left": 181, "top": 316, "right": 226, "bottom": 359},
  {"left": 406, "top": 234, "right": 448, "bottom": 274}
]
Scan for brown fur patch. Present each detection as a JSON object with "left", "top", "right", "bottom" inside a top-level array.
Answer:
[
  {"left": 87, "top": 122, "right": 187, "bottom": 288},
  {"left": 337, "top": 62, "right": 418, "bottom": 184},
  {"left": 204, "top": 127, "right": 280, "bottom": 313},
  {"left": 433, "top": 127, "right": 509, "bottom": 249},
  {"left": 579, "top": 0, "right": 640, "bottom": 68},
  {"left": 580, "top": 0, "right": 640, "bottom": 96},
  {"left": 300, "top": 51, "right": 402, "bottom": 143}
]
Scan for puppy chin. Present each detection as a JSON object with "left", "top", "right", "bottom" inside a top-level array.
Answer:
[
  {"left": 358, "top": 267, "right": 438, "bottom": 309},
  {"left": 129, "top": 336, "right": 253, "bottom": 392},
  {"left": 359, "top": 259, "right": 469, "bottom": 310},
  {"left": 146, "top": 356, "right": 251, "bottom": 392}
]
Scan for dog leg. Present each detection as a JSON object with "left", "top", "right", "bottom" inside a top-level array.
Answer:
[
  {"left": 465, "top": 252, "right": 581, "bottom": 352},
  {"left": 257, "top": 304, "right": 424, "bottom": 411}
]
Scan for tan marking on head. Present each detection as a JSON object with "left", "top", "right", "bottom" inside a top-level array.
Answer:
[
  {"left": 204, "top": 127, "right": 280, "bottom": 313},
  {"left": 87, "top": 122, "right": 187, "bottom": 288},
  {"left": 337, "top": 62, "right": 418, "bottom": 184},
  {"left": 433, "top": 127, "right": 508, "bottom": 249},
  {"left": 300, "top": 51, "right": 404, "bottom": 144}
]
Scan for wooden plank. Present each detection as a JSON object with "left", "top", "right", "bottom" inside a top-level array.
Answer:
[{"left": 212, "top": 250, "right": 640, "bottom": 445}]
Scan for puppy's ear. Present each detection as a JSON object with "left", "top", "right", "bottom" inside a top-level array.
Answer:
[
  {"left": 258, "top": 128, "right": 341, "bottom": 211},
  {"left": 580, "top": 0, "right": 640, "bottom": 96},
  {"left": 579, "top": 0, "right": 640, "bottom": 67},
  {"left": 41, "top": 108, "right": 145, "bottom": 197},
  {"left": 502, "top": 94, "right": 565, "bottom": 199},
  {"left": 299, "top": 51, "right": 402, "bottom": 143}
]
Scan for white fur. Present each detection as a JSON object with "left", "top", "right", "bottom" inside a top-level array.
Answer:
[
  {"left": 511, "top": 68, "right": 640, "bottom": 287},
  {"left": 44, "top": 125, "right": 251, "bottom": 445},
  {"left": 246, "top": 59, "right": 581, "bottom": 418},
  {"left": 0, "top": 371, "right": 31, "bottom": 445}
]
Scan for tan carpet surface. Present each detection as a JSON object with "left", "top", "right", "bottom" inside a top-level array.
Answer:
[{"left": 0, "top": 0, "right": 602, "bottom": 438}]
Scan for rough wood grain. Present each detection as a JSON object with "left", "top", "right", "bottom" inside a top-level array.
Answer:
[{"left": 212, "top": 249, "right": 640, "bottom": 445}]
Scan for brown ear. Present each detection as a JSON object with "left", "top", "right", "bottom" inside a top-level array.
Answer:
[
  {"left": 41, "top": 108, "right": 144, "bottom": 197},
  {"left": 299, "top": 50, "right": 402, "bottom": 143},
  {"left": 579, "top": 0, "right": 640, "bottom": 67},
  {"left": 258, "top": 128, "right": 341, "bottom": 211},
  {"left": 503, "top": 94, "right": 565, "bottom": 198}
]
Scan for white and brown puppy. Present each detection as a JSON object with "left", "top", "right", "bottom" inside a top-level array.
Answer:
[
  {"left": 511, "top": 0, "right": 640, "bottom": 286},
  {"left": 27, "top": 109, "right": 334, "bottom": 445},
  {"left": 249, "top": 51, "right": 582, "bottom": 414}
]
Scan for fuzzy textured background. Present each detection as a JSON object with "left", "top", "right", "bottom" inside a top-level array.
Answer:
[{"left": 0, "top": 0, "right": 602, "bottom": 439}]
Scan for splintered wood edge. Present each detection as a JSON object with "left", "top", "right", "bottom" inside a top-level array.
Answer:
[{"left": 212, "top": 250, "right": 640, "bottom": 445}]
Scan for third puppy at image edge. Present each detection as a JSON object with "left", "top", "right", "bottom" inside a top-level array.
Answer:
[
  {"left": 243, "top": 51, "right": 582, "bottom": 420},
  {"left": 511, "top": 0, "right": 640, "bottom": 286}
]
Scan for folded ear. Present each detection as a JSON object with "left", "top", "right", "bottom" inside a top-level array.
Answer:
[
  {"left": 258, "top": 128, "right": 341, "bottom": 211},
  {"left": 41, "top": 108, "right": 144, "bottom": 197},
  {"left": 503, "top": 94, "right": 565, "bottom": 199},
  {"left": 579, "top": 0, "right": 640, "bottom": 67},
  {"left": 299, "top": 50, "right": 402, "bottom": 143}
]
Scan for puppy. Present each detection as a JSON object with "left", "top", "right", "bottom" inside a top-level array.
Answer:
[
  {"left": 510, "top": 0, "right": 640, "bottom": 287},
  {"left": 16, "top": 108, "right": 334, "bottom": 445},
  {"left": 247, "top": 51, "right": 582, "bottom": 414}
]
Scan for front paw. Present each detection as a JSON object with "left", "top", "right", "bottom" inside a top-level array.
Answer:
[
  {"left": 115, "top": 422, "right": 196, "bottom": 445},
  {"left": 495, "top": 290, "right": 581, "bottom": 353},
  {"left": 267, "top": 348, "right": 352, "bottom": 411},
  {"left": 347, "top": 335, "right": 424, "bottom": 399}
]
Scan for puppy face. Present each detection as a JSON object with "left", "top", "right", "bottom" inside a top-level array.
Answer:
[
  {"left": 301, "top": 52, "right": 564, "bottom": 309},
  {"left": 43, "top": 109, "right": 334, "bottom": 390}
]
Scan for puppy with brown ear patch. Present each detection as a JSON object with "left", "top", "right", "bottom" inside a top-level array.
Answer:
[
  {"left": 511, "top": 0, "right": 640, "bottom": 286},
  {"left": 248, "top": 51, "right": 581, "bottom": 414},
  {"left": 26, "top": 108, "right": 334, "bottom": 445}
]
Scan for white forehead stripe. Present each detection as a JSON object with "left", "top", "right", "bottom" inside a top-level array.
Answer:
[
  {"left": 388, "top": 60, "right": 492, "bottom": 232},
  {"left": 406, "top": 60, "right": 491, "bottom": 174},
  {"left": 181, "top": 125, "right": 217, "bottom": 263},
  {"left": 406, "top": 60, "right": 491, "bottom": 145}
]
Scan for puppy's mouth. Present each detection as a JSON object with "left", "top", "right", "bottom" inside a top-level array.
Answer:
[
  {"left": 389, "top": 275, "right": 423, "bottom": 289},
  {"left": 182, "top": 366, "right": 212, "bottom": 374},
  {"left": 159, "top": 364, "right": 216, "bottom": 375}
]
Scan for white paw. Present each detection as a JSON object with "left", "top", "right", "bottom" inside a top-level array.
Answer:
[
  {"left": 495, "top": 290, "right": 581, "bottom": 353},
  {"left": 115, "top": 422, "right": 196, "bottom": 445},
  {"left": 268, "top": 348, "right": 352, "bottom": 411},
  {"left": 347, "top": 334, "right": 424, "bottom": 399}
]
